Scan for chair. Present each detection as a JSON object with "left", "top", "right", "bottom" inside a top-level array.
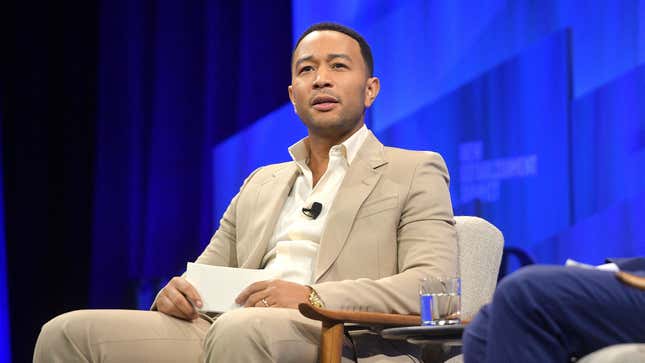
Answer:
[{"left": 299, "top": 216, "right": 504, "bottom": 363}]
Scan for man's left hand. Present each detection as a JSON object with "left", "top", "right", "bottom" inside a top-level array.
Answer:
[{"left": 235, "top": 280, "right": 310, "bottom": 309}]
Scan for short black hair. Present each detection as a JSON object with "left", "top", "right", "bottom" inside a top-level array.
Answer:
[{"left": 293, "top": 22, "right": 374, "bottom": 77}]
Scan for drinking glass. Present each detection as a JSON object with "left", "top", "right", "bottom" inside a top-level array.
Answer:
[{"left": 419, "top": 276, "right": 461, "bottom": 326}]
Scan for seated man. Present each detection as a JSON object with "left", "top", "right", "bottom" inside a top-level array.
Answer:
[
  {"left": 34, "top": 22, "right": 458, "bottom": 362},
  {"left": 463, "top": 261, "right": 645, "bottom": 363}
]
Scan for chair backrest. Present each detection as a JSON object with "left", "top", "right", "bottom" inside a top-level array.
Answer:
[{"left": 455, "top": 216, "right": 504, "bottom": 321}]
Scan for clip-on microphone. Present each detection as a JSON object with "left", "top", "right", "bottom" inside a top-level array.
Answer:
[{"left": 302, "top": 202, "right": 323, "bottom": 219}]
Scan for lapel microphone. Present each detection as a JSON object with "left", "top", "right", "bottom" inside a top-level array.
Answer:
[{"left": 302, "top": 202, "right": 323, "bottom": 219}]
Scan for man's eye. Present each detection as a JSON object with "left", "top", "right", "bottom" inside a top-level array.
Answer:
[
  {"left": 331, "top": 63, "right": 347, "bottom": 69},
  {"left": 299, "top": 66, "right": 314, "bottom": 73}
]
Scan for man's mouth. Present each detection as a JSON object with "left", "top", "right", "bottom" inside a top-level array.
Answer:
[{"left": 311, "top": 95, "right": 339, "bottom": 111}]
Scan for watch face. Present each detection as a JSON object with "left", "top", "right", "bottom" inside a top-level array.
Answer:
[{"left": 309, "top": 291, "right": 323, "bottom": 308}]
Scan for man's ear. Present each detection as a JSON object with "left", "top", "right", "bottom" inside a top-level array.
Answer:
[
  {"left": 364, "top": 77, "right": 380, "bottom": 108},
  {"left": 288, "top": 85, "right": 298, "bottom": 113}
]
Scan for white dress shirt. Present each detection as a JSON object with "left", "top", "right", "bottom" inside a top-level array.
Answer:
[{"left": 261, "top": 125, "right": 369, "bottom": 285}]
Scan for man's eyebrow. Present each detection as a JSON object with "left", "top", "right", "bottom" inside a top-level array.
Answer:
[
  {"left": 294, "top": 55, "right": 313, "bottom": 69},
  {"left": 294, "top": 53, "right": 353, "bottom": 69},
  {"left": 327, "top": 53, "right": 352, "bottom": 62}
]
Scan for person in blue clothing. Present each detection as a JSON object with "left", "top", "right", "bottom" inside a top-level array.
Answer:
[{"left": 463, "top": 259, "right": 645, "bottom": 362}]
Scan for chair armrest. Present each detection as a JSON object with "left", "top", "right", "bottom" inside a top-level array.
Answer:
[
  {"left": 299, "top": 304, "right": 470, "bottom": 363},
  {"left": 298, "top": 303, "right": 421, "bottom": 326},
  {"left": 298, "top": 304, "right": 421, "bottom": 363},
  {"left": 616, "top": 271, "right": 645, "bottom": 290}
]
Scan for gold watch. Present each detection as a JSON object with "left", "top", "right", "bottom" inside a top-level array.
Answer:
[{"left": 307, "top": 287, "right": 325, "bottom": 308}]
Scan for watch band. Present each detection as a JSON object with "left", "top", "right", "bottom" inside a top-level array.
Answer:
[{"left": 307, "top": 287, "right": 325, "bottom": 308}]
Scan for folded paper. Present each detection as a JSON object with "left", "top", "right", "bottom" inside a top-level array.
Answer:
[{"left": 185, "top": 262, "right": 277, "bottom": 313}]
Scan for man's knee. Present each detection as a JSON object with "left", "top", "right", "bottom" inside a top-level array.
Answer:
[
  {"left": 204, "top": 308, "right": 319, "bottom": 363},
  {"left": 498, "top": 265, "right": 562, "bottom": 293},
  {"left": 38, "top": 310, "right": 85, "bottom": 345},
  {"left": 205, "top": 308, "right": 267, "bottom": 352},
  {"left": 493, "top": 265, "right": 562, "bottom": 311},
  {"left": 34, "top": 310, "right": 91, "bottom": 362}
]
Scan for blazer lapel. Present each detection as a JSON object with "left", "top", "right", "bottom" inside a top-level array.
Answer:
[
  {"left": 240, "top": 163, "right": 299, "bottom": 268},
  {"left": 314, "top": 133, "right": 388, "bottom": 281}
]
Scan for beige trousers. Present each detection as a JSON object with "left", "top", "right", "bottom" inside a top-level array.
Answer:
[{"left": 33, "top": 307, "right": 322, "bottom": 363}]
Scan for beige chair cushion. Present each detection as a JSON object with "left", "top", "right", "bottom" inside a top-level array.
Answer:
[
  {"left": 442, "top": 217, "right": 503, "bottom": 363},
  {"left": 454, "top": 216, "right": 504, "bottom": 321},
  {"left": 577, "top": 344, "right": 645, "bottom": 363}
]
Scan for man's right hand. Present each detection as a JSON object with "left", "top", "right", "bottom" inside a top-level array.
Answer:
[{"left": 156, "top": 276, "right": 203, "bottom": 321}]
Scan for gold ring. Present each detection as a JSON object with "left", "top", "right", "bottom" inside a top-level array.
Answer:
[{"left": 261, "top": 298, "right": 269, "bottom": 307}]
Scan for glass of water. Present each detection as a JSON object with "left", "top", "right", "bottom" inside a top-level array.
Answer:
[{"left": 419, "top": 276, "right": 461, "bottom": 326}]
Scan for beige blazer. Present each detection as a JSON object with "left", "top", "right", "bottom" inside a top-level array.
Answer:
[{"left": 194, "top": 131, "right": 458, "bottom": 314}]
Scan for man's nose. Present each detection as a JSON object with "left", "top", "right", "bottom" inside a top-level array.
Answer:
[{"left": 313, "top": 69, "right": 333, "bottom": 89}]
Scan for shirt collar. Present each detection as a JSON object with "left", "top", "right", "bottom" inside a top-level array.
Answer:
[{"left": 288, "top": 124, "right": 369, "bottom": 167}]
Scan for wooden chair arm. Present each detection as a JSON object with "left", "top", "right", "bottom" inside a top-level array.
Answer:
[
  {"left": 617, "top": 271, "right": 645, "bottom": 290},
  {"left": 298, "top": 303, "right": 421, "bottom": 363},
  {"left": 298, "top": 303, "right": 421, "bottom": 326}
]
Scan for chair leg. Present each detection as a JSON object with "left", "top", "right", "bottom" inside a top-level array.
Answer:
[{"left": 320, "top": 320, "right": 344, "bottom": 363}]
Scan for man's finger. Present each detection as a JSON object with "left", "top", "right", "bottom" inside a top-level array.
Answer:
[
  {"left": 171, "top": 277, "right": 203, "bottom": 308},
  {"left": 164, "top": 286, "right": 198, "bottom": 320},
  {"left": 244, "top": 289, "right": 270, "bottom": 308},
  {"left": 254, "top": 298, "right": 271, "bottom": 308},
  {"left": 158, "top": 294, "right": 190, "bottom": 320},
  {"left": 236, "top": 280, "right": 269, "bottom": 304}
]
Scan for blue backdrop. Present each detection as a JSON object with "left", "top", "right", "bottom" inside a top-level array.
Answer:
[
  {"left": 1, "top": 1, "right": 644, "bottom": 360},
  {"left": 214, "top": 0, "right": 645, "bottom": 273}
]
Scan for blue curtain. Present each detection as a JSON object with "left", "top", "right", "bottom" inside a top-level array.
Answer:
[
  {"left": 90, "top": 0, "right": 292, "bottom": 309},
  {"left": 0, "top": 91, "right": 10, "bottom": 363}
]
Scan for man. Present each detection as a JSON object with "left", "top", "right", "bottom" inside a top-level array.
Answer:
[
  {"left": 34, "top": 22, "right": 458, "bottom": 362},
  {"left": 463, "top": 263, "right": 645, "bottom": 363}
]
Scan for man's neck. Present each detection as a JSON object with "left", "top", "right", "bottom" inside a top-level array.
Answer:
[{"left": 305, "top": 122, "right": 364, "bottom": 186}]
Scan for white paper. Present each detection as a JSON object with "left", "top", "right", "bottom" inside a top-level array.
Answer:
[
  {"left": 565, "top": 258, "right": 619, "bottom": 272},
  {"left": 185, "top": 262, "right": 277, "bottom": 313}
]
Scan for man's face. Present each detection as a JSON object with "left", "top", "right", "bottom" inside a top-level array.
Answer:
[{"left": 289, "top": 30, "right": 379, "bottom": 138}]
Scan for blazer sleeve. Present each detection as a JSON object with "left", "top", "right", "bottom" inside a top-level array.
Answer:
[{"left": 311, "top": 152, "right": 459, "bottom": 314}]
